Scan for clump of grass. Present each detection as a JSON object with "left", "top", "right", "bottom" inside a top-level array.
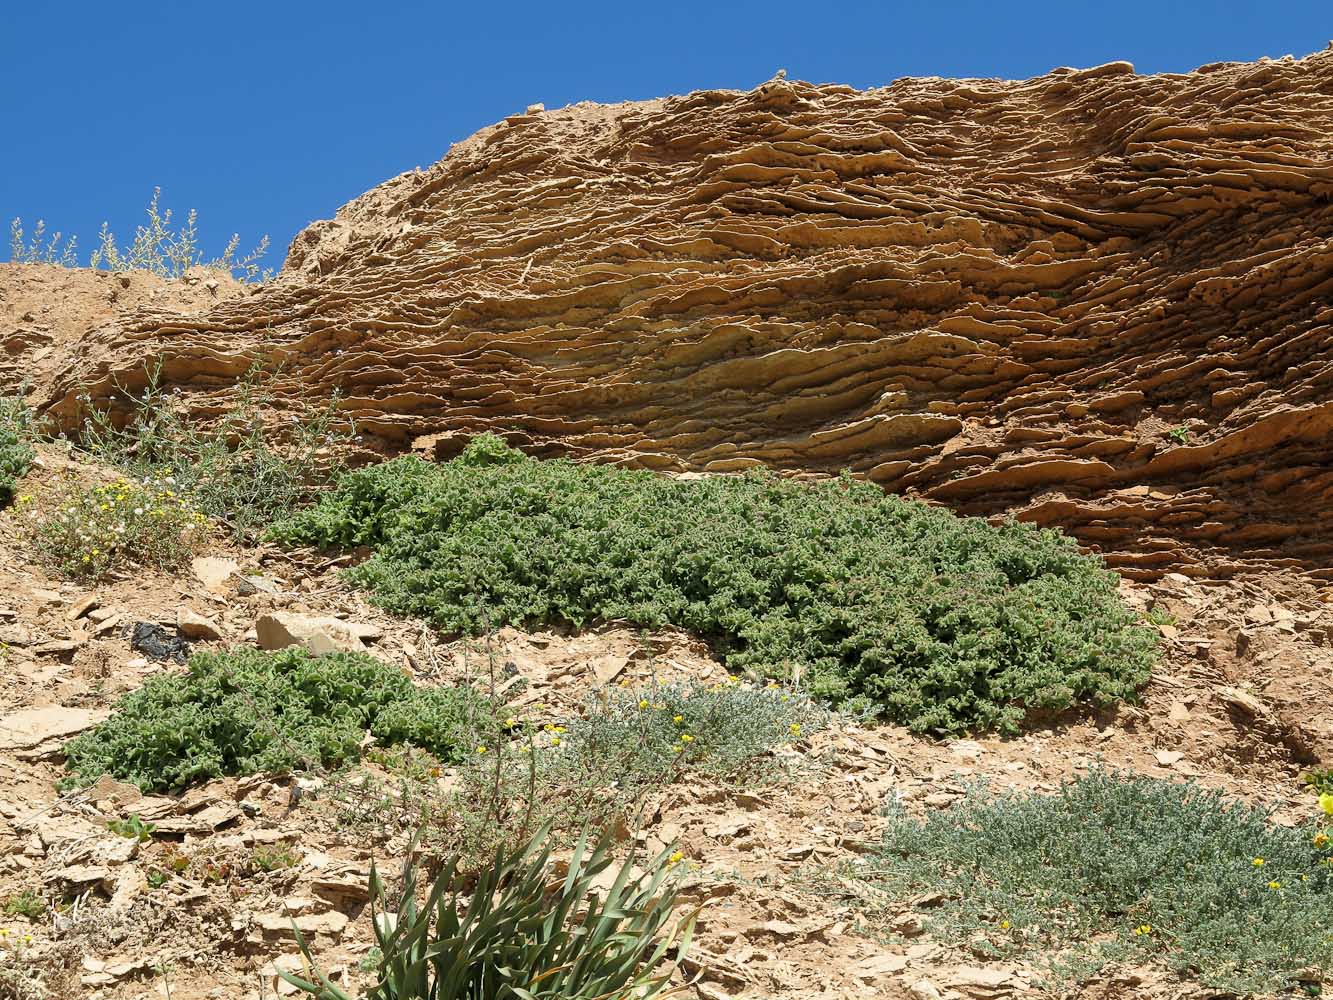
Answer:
[
  {"left": 854, "top": 770, "right": 1333, "bottom": 994},
  {"left": 77, "top": 361, "right": 352, "bottom": 539},
  {"left": 282, "top": 822, "right": 695, "bottom": 1000},
  {"left": 3, "top": 890, "right": 44, "bottom": 920},
  {"left": 271, "top": 435, "right": 1157, "bottom": 735},
  {"left": 21, "top": 475, "right": 207, "bottom": 580},
  {"left": 0, "top": 397, "right": 37, "bottom": 504},
  {"left": 89, "top": 187, "right": 270, "bottom": 281},
  {"left": 62, "top": 647, "right": 491, "bottom": 792},
  {"left": 11, "top": 188, "right": 269, "bottom": 281}
]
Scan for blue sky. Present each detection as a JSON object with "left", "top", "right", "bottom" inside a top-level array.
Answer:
[{"left": 4, "top": 1, "right": 1330, "bottom": 272}]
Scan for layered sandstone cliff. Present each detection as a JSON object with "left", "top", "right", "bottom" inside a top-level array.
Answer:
[{"left": 40, "top": 48, "right": 1333, "bottom": 579}]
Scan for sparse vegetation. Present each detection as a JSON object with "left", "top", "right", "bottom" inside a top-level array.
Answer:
[
  {"left": 62, "top": 647, "right": 490, "bottom": 792},
  {"left": 282, "top": 823, "right": 695, "bottom": 1000},
  {"left": 10, "top": 188, "right": 270, "bottom": 281},
  {"left": 325, "top": 675, "right": 828, "bottom": 868},
  {"left": 1167, "top": 424, "right": 1192, "bottom": 445},
  {"left": 557, "top": 676, "right": 833, "bottom": 793},
  {"left": 853, "top": 771, "right": 1333, "bottom": 994},
  {"left": 272, "top": 435, "right": 1158, "bottom": 735},
  {"left": 7, "top": 219, "right": 76, "bottom": 267},
  {"left": 77, "top": 362, "right": 352, "bottom": 539}
]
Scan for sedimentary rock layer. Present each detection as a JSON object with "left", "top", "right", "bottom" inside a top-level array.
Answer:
[{"left": 42, "top": 49, "right": 1333, "bottom": 578}]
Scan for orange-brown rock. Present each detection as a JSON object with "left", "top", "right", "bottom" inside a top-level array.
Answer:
[
  {"left": 0, "top": 263, "right": 242, "bottom": 393},
  {"left": 37, "top": 50, "right": 1333, "bottom": 580}
]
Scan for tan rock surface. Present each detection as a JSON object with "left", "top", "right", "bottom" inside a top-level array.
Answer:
[{"left": 30, "top": 50, "right": 1333, "bottom": 580}]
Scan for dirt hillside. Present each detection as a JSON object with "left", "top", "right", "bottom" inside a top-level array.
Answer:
[
  {"left": 0, "top": 444, "right": 1329, "bottom": 1000},
  {"left": 33, "top": 47, "right": 1333, "bottom": 580}
]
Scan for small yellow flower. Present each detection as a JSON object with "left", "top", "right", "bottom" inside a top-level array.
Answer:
[
  {"left": 999, "top": 920, "right": 1010, "bottom": 930},
  {"left": 668, "top": 851, "right": 684, "bottom": 864},
  {"left": 1268, "top": 880, "right": 1282, "bottom": 890},
  {"left": 1314, "top": 832, "right": 1329, "bottom": 849},
  {"left": 1132, "top": 924, "right": 1152, "bottom": 936},
  {"left": 505, "top": 717, "right": 517, "bottom": 728},
  {"left": 789, "top": 723, "right": 801, "bottom": 736},
  {"left": 780, "top": 695, "right": 790, "bottom": 703},
  {"left": 21, "top": 934, "right": 32, "bottom": 945},
  {"left": 638, "top": 699, "right": 649, "bottom": 710},
  {"left": 0, "top": 927, "right": 9, "bottom": 938},
  {"left": 476, "top": 745, "right": 487, "bottom": 754},
  {"left": 673, "top": 715, "right": 684, "bottom": 724},
  {"left": 550, "top": 737, "right": 561, "bottom": 746},
  {"left": 543, "top": 724, "right": 555, "bottom": 733},
  {"left": 1252, "top": 857, "right": 1265, "bottom": 867},
  {"left": 1321, "top": 792, "right": 1333, "bottom": 816},
  {"left": 553, "top": 725, "right": 566, "bottom": 734},
  {"left": 680, "top": 734, "right": 694, "bottom": 742}
]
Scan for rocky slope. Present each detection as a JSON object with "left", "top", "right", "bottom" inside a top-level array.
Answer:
[
  {"left": 37, "top": 48, "right": 1333, "bottom": 579},
  {"left": 1, "top": 449, "right": 1330, "bottom": 1000}
]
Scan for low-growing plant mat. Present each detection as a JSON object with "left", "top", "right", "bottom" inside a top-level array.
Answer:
[
  {"left": 270, "top": 435, "right": 1158, "bottom": 734},
  {"left": 855, "top": 770, "right": 1333, "bottom": 994},
  {"left": 62, "top": 647, "right": 490, "bottom": 792},
  {"left": 0, "top": 396, "right": 36, "bottom": 503},
  {"left": 330, "top": 678, "right": 834, "bottom": 865}
]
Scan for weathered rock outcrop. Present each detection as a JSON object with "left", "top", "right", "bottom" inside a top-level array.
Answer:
[{"left": 41, "top": 49, "right": 1333, "bottom": 579}]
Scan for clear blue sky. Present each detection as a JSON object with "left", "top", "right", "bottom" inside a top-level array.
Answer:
[{"left": 4, "top": 1, "right": 1330, "bottom": 272}]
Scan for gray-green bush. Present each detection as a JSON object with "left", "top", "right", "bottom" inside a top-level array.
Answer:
[
  {"left": 855, "top": 771, "right": 1333, "bottom": 994},
  {"left": 271, "top": 436, "right": 1158, "bottom": 735}
]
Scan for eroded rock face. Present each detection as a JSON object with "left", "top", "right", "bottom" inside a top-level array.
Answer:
[{"left": 41, "top": 50, "right": 1333, "bottom": 579}]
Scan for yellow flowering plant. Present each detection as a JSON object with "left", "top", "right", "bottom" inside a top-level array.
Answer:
[{"left": 24, "top": 476, "right": 208, "bottom": 579}]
